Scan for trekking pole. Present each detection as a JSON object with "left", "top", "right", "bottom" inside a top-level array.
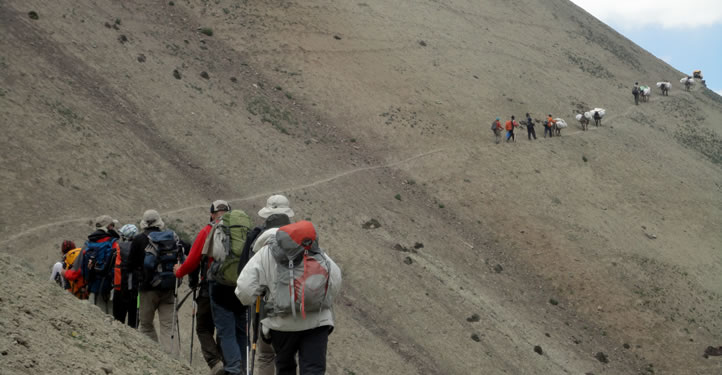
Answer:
[
  {"left": 249, "top": 295, "right": 261, "bottom": 375},
  {"left": 170, "top": 278, "right": 180, "bottom": 357},
  {"left": 189, "top": 287, "right": 197, "bottom": 365},
  {"left": 135, "top": 291, "right": 140, "bottom": 329},
  {"left": 176, "top": 289, "right": 194, "bottom": 311}
]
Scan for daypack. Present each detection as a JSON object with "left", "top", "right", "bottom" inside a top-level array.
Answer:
[
  {"left": 490, "top": 121, "right": 497, "bottom": 131},
  {"left": 113, "top": 241, "right": 135, "bottom": 291},
  {"left": 143, "top": 231, "right": 182, "bottom": 290},
  {"left": 267, "top": 221, "right": 334, "bottom": 319},
  {"left": 64, "top": 248, "right": 87, "bottom": 298},
  {"left": 84, "top": 239, "right": 117, "bottom": 294},
  {"left": 632, "top": 87, "right": 639, "bottom": 95},
  {"left": 209, "top": 210, "right": 252, "bottom": 286}
]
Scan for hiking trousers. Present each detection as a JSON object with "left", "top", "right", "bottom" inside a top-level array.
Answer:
[
  {"left": 209, "top": 281, "right": 247, "bottom": 374},
  {"left": 270, "top": 326, "right": 330, "bottom": 375},
  {"left": 527, "top": 127, "right": 536, "bottom": 140},
  {"left": 544, "top": 126, "right": 553, "bottom": 138},
  {"left": 112, "top": 289, "right": 138, "bottom": 328},
  {"left": 254, "top": 325, "right": 276, "bottom": 375},
  {"left": 634, "top": 95, "right": 639, "bottom": 105},
  {"left": 89, "top": 292, "right": 113, "bottom": 315},
  {"left": 139, "top": 289, "right": 177, "bottom": 356},
  {"left": 196, "top": 286, "right": 223, "bottom": 368}
]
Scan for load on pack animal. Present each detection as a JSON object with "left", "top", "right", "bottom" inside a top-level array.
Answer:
[{"left": 656, "top": 82, "right": 671, "bottom": 96}]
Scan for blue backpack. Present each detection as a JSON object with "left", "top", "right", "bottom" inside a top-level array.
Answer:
[
  {"left": 143, "top": 231, "right": 182, "bottom": 290},
  {"left": 83, "top": 239, "right": 117, "bottom": 294}
]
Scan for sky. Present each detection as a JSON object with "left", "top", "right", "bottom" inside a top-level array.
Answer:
[{"left": 569, "top": 0, "right": 722, "bottom": 95}]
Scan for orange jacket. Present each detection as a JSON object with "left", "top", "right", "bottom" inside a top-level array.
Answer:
[
  {"left": 547, "top": 117, "right": 555, "bottom": 126},
  {"left": 505, "top": 120, "right": 519, "bottom": 131}
]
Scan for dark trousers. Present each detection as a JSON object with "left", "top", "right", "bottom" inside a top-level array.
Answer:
[
  {"left": 634, "top": 95, "right": 639, "bottom": 105},
  {"left": 112, "top": 289, "right": 138, "bottom": 328},
  {"left": 594, "top": 119, "right": 601, "bottom": 126},
  {"left": 271, "top": 326, "right": 330, "bottom": 375},
  {"left": 209, "top": 282, "right": 247, "bottom": 374},
  {"left": 527, "top": 127, "right": 536, "bottom": 140},
  {"left": 196, "top": 286, "right": 223, "bottom": 368},
  {"left": 544, "top": 126, "right": 553, "bottom": 138}
]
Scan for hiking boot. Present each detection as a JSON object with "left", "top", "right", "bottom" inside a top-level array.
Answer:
[{"left": 208, "top": 362, "right": 224, "bottom": 375}]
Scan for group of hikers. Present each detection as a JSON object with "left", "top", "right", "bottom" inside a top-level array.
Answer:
[
  {"left": 489, "top": 112, "right": 601, "bottom": 144},
  {"left": 490, "top": 77, "right": 696, "bottom": 144},
  {"left": 50, "top": 195, "right": 342, "bottom": 375}
]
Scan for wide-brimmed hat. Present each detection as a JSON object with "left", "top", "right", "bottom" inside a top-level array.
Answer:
[
  {"left": 94, "top": 215, "right": 115, "bottom": 230},
  {"left": 140, "top": 209, "right": 165, "bottom": 229},
  {"left": 258, "top": 195, "right": 294, "bottom": 219}
]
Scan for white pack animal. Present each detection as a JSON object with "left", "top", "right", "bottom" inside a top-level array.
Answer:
[
  {"left": 656, "top": 82, "right": 671, "bottom": 96},
  {"left": 553, "top": 118, "right": 567, "bottom": 136},
  {"left": 576, "top": 113, "right": 590, "bottom": 131}
]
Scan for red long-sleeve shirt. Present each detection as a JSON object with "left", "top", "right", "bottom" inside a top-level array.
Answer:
[{"left": 175, "top": 224, "right": 212, "bottom": 278}]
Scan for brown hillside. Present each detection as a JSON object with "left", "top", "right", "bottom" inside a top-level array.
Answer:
[{"left": 1, "top": 0, "right": 721, "bottom": 374}]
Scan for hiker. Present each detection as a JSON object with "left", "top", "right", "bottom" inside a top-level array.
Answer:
[
  {"left": 75, "top": 215, "right": 120, "bottom": 314},
  {"left": 505, "top": 116, "right": 518, "bottom": 142},
  {"left": 661, "top": 82, "right": 670, "bottom": 96},
  {"left": 113, "top": 224, "right": 140, "bottom": 328},
  {"left": 203, "top": 202, "right": 252, "bottom": 375},
  {"left": 174, "top": 201, "right": 228, "bottom": 374},
  {"left": 236, "top": 221, "right": 342, "bottom": 375},
  {"left": 632, "top": 82, "right": 640, "bottom": 105},
  {"left": 50, "top": 240, "right": 76, "bottom": 288},
  {"left": 544, "top": 114, "right": 555, "bottom": 138},
  {"left": 130, "top": 210, "right": 184, "bottom": 355},
  {"left": 490, "top": 117, "right": 503, "bottom": 144},
  {"left": 62, "top": 241, "right": 87, "bottom": 299},
  {"left": 245, "top": 195, "right": 296, "bottom": 375},
  {"left": 525, "top": 113, "right": 536, "bottom": 140},
  {"left": 593, "top": 111, "right": 602, "bottom": 127}
]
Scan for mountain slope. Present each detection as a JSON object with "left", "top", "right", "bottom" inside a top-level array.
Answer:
[{"left": 1, "top": 0, "right": 721, "bottom": 374}]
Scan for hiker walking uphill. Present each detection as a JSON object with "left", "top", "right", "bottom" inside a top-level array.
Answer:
[
  {"left": 236, "top": 221, "right": 342, "bottom": 375},
  {"left": 525, "top": 113, "right": 536, "bottom": 140},
  {"left": 203, "top": 201, "right": 252, "bottom": 375},
  {"left": 544, "top": 115, "right": 555, "bottom": 138},
  {"left": 66, "top": 215, "right": 120, "bottom": 314},
  {"left": 245, "top": 195, "right": 296, "bottom": 375},
  {"left": 129, "top": 210, "right": 184, "bottom": 355},
  {"left": 593, "top": 110, "right": 602, "bottom": 127},
  {"left": 50, "top": 240, "right": 76, "bottom": 288},
  {"left": 174, "top": 201, "right": 228, "bottom": 374},
  {"left": 632, "top": 82, "right": 640, "bottom": 105},
  {"left": 505, "top": 116, "right": 519, "bottom": 143},
  {"left": 490, "top": 117, "right": 503, "bottom": 144},
  {"left": 112, "top": 224, "right": 140, "bottom": 328},
  {"left": 62, "top": 241, "right": 87, "bottom": 299}
]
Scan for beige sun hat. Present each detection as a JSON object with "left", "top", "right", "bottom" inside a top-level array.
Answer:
[
  {"left": 140, "top": 209, "right": 165, "bottom": 229},
  {"left": 258, "top": 195, "right": 294, "bottom": 219},
  {"left": 94, "top": 215, "right": 115, "bottom": 231}
]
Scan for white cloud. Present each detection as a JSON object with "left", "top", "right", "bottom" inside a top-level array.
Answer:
[
  {"left": 570, "top": 0, "right": 722, "bottom": 29},
  {"left": 716, "top": 90, "right": 722, "bottom": 96}
]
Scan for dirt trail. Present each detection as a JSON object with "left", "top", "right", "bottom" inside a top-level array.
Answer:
[{"left": 2, "top": 149, "right": 445, "bottom": 246}]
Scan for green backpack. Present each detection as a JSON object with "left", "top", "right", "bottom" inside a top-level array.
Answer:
[{"left": 209, "top": 210, "right": 252, "bottom": 286}]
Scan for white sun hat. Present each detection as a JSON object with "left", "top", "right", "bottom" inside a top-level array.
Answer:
[{"left": 258, "top": 194, "right": 294, "bottom": 218}]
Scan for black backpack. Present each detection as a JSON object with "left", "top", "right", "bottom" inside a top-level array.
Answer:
[
  {"left": 632, "top": 87, "right": 639, "bottom": 95},
  {"left": 143, "top": 231, "right": 183, "bottom": 290}
]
